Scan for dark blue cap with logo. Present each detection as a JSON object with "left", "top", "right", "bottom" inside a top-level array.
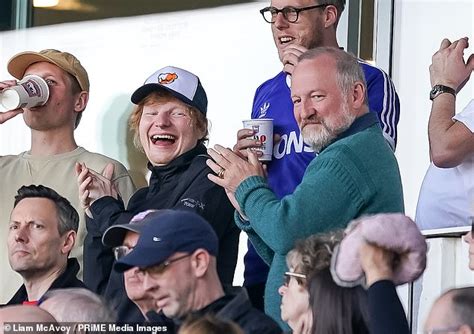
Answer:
[
  {"left": 102, "top": 209, "right": 174, "bottom": 248},
  {"left": 114, "top": 210, "right": 218, "bottom": 273}
]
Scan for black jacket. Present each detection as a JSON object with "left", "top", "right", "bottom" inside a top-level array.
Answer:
[
  {"left": 83, "top": 144, "right": 240, "bottom": 322},
  {"left": 145, "top": 288, "right": 282, "bottom": 334},
  {"left": 368, "top": 280, "right": 410, "bottom": 334},
  {"left": 6, "top": 258, "right": 86, "bottom": 305},
  {"left": 188, "top": 288, "right": 282, "bottom": 334}
]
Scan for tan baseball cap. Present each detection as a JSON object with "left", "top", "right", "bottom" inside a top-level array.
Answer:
[{"left": 7, "top": 49, "right": 89, "bottom": 92}]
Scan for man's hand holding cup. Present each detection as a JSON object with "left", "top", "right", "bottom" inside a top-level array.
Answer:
[
  {"left": 0, "top": 80, "right": 23, "bottom": 124},
  {"left": 234, "top": 119, "right": 274, "bottom": 161}
]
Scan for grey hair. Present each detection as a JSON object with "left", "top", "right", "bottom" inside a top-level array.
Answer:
[
  {"left": 299, "top": 46, "right": 368, "bottom": 103},
  {"left": 41, "top": 288, "right": 116, "bottom": 323},
  {"left": 444, "top": 287, "right": 474, "bottom": 329}
]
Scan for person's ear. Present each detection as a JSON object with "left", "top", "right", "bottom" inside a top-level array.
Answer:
[
  {"left": 351, "top": 81, "right": 366, "bottom": 109},
  {"left": 190, "top": 249, "right": 210, "bottom": 278},
  {"left": 61, "top": 230, "right": 76, "bottom": 254},
  {"left": 74, "top": 91, "right": 88, "bottom": 113},
  {"left": 322, "top": 5, "right": 338, "bottom": 29}
]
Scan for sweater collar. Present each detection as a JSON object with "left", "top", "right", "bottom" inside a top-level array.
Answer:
[
  {"left": 320, "top": 112, "right": 379, "bottom": 152},
  {"left": 339, "top": 112, "right": 379, "bottom": 139}
]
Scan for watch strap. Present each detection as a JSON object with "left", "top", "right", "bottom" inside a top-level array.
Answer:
[{"left": 430, "top": 84, "right": 456, "bottom": 101}]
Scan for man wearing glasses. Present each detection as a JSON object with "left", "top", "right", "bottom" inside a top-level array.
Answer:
[
  {"left": 114, "top": 210, "right": 282, "bottom": 334},
  {"left": 234, "top": 0, "right": 400, "bottom": 315},
  {"left": 90, "top": 209, "right": 164, "bottom": 323}
]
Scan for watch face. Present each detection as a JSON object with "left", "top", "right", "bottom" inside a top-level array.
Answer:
[
  {"left": 430, "top": 86, "right": 439, "bottom": 100},
  {"left": 430, "top": 85, "right": 455, "bottom": 101}
]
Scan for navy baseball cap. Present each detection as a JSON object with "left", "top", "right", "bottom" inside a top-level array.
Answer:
[
  {"left": 102, "top": 209, "right": 174, "bottom": 247},
  {"left": 114, "top": 210, "right": 218, "bottom": 273},
  {"left": 131, "top": 66, "right": 208, "bottom": 115}
]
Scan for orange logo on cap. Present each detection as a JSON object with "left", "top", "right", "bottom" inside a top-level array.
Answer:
[{"left": 158, "top": 72, "right": 178, "bottom": 85}]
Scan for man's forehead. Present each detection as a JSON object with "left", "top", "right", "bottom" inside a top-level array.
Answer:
[
  {"left": 11, "top": 197, "right": 58, "bottom": 220},
  {"left": 270, "top": 0, "right": 316, "bottom": 7},
  {"left": 293, "top": 56, "right": 336, "bottom": 80}
]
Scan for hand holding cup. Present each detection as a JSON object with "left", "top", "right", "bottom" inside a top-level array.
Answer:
[
  {"left": 241, "top": 119, "right": 274, "bottom": 161},
  {"left": 0, "top": 75, "right": 49, "bottom": 111}
]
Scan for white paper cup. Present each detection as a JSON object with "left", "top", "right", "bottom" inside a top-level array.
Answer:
[
  {"left": 242, "top": 118, "right": 274, "bottom": 161},
  {"left": 0, "top": 75, "right": 49, "bottom": 110}
]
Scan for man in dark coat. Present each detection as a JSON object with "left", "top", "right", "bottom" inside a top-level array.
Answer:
[
  {"left": 114, "top": 210, "right": 282, "bottom": 334},
  {"left": 5, "top": 185, "right": 85, "bottom": 305}
]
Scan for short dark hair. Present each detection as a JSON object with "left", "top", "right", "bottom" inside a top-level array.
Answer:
[
  {"left": 309, "top": 268, "right": 370, "bottom": 334},
  {"left": 323, "top": 0, "right": 346, "bottom": 18},
  {"left": 449, "top": 287, "right": 474, "bottom": 329},
  {"left": 14, "top": 185, "right": 79, "bottom": 235}
]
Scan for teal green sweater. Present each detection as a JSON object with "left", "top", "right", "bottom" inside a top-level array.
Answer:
[{"left": 234, "top": 113, "right": 404, "bottom": 326}]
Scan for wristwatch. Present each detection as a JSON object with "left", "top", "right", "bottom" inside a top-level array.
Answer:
[{"left": 429, "top": 84, "right": 456, "bottom": 101}]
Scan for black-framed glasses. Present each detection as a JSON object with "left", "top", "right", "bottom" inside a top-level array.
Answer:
[
  {"left": 140, "top": 254, "right": 191, "bottom": 276},
  {"left": 259, "top": 4, "right": 329, "bottom": 24},
  {"left": 113, "top": 245, "right": 134, "bottom": 260},
  {"left": 283, "top": 271, "right": 307, "bottom": 286}
]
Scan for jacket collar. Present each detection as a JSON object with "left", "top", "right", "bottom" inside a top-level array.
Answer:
[
  {"left": 337, "top": 112, "right": 379, "bottom": 140},
  {"left": 183, "top": 288, "right": 250, "bottom": 322},
  {"left": 48, "top": 258, "right": 81, "bottom": 291},
  {"left": 148, "top": 144, "right": 207, "bottom": 181},
  {"left": 7, "top": 258, "right": 81, "bottom": 305}
]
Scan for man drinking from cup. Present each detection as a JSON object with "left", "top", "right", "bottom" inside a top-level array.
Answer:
[
  {"left": 0, "top": 49, "right": 135, "bottom": 304},
  {"left": 0, "top": 74, "right": 50, "bottom": 111}
]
